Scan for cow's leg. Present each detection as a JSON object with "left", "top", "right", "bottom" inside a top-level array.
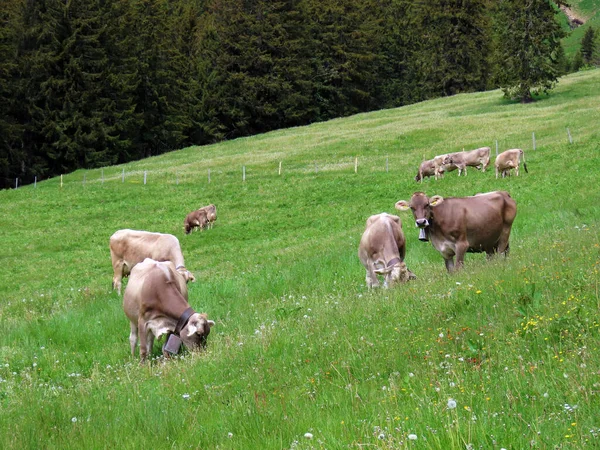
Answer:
[
  {"left": 497, "top": 227, "right": 512, "bottom": 257},
  {"left": 112, "top": 261, "right": 124, "bottom": 294},
  {"left": 146, "top": 331, "right": 154, "bottom": 358},
  {"left": 495, "top": 167, "right": 499, "bottom": 179},
  {"left": 366, "top": 267, "right": 379, "bottom": 289},
  {"left": 515, "top": 166, "right": 519, "bottom": 177},
  {"left": 138, "top": 321, "right": 148, "bottom": 362},
  {"left": 453, "top": 242, "right": 469, "bottom": 271},
  {"left": 129, "top": 322, "right": 138, "bottom": 356},
  {"left": 463, "top": 166, "right": 467, "bottom": 176}
]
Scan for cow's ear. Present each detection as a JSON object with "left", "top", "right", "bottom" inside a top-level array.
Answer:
[
  {"left": 395, "top": 200, "right": 410, "bottom": 211},
  {"left": 207, "top": 320, "right": 215, "bottom": 328},
  {"left": 430, "top": 195, "right": 444, "bottom": 206}
]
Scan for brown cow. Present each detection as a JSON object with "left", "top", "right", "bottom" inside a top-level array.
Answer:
[
  {"left": 184, "top": 209, "right": 209, "bottom": 234},
  {"left": 123, "top": 258, "right": 214, "bottom": 361},
  {"left": 395, "top": 191, "right": 517, "bottom": 272},
  {"left": 415, "top": 159, "right": 438, "bottom": 182},
  {"left": 495, "top": 149, "right": 528, "bottom": 179},
  {"left": 185, "top": 204, "right": 217, "bottom": 233},
  {"left": 358, "top": 213, "right": 416, "bottom": 288},
  {"left": 109, "top": 229, "right": 195, "bottom": 295},
  {"left": 442, "top": 147, "right": 491, "bottom": 176}
]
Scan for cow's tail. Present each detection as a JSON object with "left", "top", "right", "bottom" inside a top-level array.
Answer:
[{"left": 520, "top": 149, "right": 528, "bottom": 173}]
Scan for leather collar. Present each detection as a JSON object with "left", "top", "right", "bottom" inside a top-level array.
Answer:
[{"left": 175, "top": 307, "right": 195, "bottom": 335}]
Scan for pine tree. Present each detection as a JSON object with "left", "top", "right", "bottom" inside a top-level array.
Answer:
[
  {"left": 493, "top": 0, "right": 565, "bottom": 103},
  {"left": 415, "top": 0, "right": 491, "bottom": 98},
  {"left": 581, "top": 27, "right": 596, "bottom": 65}
]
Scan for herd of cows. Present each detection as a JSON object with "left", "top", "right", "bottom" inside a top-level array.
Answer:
[
  {"left": 109, "top": 146, "right": 527, "bottom": 361},
  {"left": 109, "top": 205, "right": 217, "bottom": 361},
  {"left": 358, "top": 146, "right": 525, "bottom": 288}
]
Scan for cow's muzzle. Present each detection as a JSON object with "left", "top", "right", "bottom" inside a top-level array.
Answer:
[{"left": 415, "top": 219, "right": 429, "bottom": 228}]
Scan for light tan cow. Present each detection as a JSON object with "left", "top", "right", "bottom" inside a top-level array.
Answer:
[
  {"left": 123, "top": 258, "right": 214, "bottom": 361},
  {"left": 358, "top": 213, "right": 416, "bottom": 288},
  {"left": 415, "top": 159, "right": 438, "bottom": 182},
  {"left": 201, "top": 204, "right": 217, "bottom": 229},
  {"left": 109, "top": 229, "right": 195, "bottom": 295},
  {"left": 432, "top": 154, "right": 457, "bottom": 180},
  {"left": 442, "top": 147, "right": 491, "bottom": 176},
  {"left": 495, "top": 149, "right": 528, "bottom": 178}
]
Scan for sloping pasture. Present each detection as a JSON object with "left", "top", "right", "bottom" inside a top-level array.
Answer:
[{"left": 0, "top": 70, "right": 599, "bottom": 449}]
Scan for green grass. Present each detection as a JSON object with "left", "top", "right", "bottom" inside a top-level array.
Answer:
[
  {"left": 559, "top": 0, "right": 600, "bottom": 58},
  {"left": 1, "top": 69, "right": 600, "bottom": 449}
]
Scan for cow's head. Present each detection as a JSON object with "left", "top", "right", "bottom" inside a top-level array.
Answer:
[
  {"left": 181, "top": 313, "right": 215, "bottom": 349},
  {"left": 373, "top": 261, "right": 416, "bottom": 287},
  {"left": 395, "top": 193, "right": 444, "bottom": 241},
  {"left": 414, "top": 171, "right": 422, "bottom": 182},
  {"left": 176, "top": 266, "right": 196, "bottom": 283}
]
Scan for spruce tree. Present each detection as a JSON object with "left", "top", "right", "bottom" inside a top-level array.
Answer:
[
  {"left": 581, "top": 27, "right": 596, "bottom": 65},
  {"left": 493, "top": 0, "right": 565, "bottom": 102}
]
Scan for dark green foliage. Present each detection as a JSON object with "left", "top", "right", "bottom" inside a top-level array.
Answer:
[
  {"left": 0, "top": 0, "right": 582, "bottom": 188},
  {"left": 413, "top": 0, "right": 491, "bottom": 98},
  {"left": 493, "top": 0, "right": 565, "bottom": 102},
  {"left": 581, "top": 27, "right": 596, "bottom": 64}
]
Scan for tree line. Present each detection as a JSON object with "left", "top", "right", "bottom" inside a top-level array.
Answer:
[{"left": 0, "top": 0, "right": 576, "bottom": 188}]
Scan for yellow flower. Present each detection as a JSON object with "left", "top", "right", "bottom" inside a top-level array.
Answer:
[{"left": 476, "top": 290, "right": 482, "bottom": 294}]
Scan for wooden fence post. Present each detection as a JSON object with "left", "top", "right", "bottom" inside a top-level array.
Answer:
[
  {"left": 15, "top": 178, "right": 18, "bottom": 189},
  {"left": 34, "top": 176, "right": 37, "bottom": 188},
  {"left": 495, "top": 140, "right": 498, "bottom": 156},
  {"left": 354, "top": 157, "right": 358, "bottom": 174},
  {"left": 279, "top": 161, "right": 282, "bottom": 175},
  {"left": 567, "top": 128, "right": 573, "bottom": 144},
  {"left": 83, "top": 173, "right": 86, "bottom": 186},
  {"left": 144, "top": 171, "right": 147, "bottom": 185},
  {"left": 122, "top": 168, "right": 125, "bottom": 183},
  {"left": 61, "top": 174, "right": 63, "bottom": 188},
  {"left": 243, "top": 165, "right": 246, "bottom": 182},
  {"left": 532, "top": 132, "right": 536, "bottom": 150},
  {"left": 208, "top": 168, "right": 211, "bottom": 183}
]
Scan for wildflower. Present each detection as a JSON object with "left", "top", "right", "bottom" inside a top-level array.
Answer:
[
  {"left": 408, "top": 434, "right": 418, "bottom": 440},
  {"left": 182, "top": 394, "right": 190, "bottom": 399},
  {"left": 378, "top": 433, "right": 385, "bottom": 440},
  {"left": 228, "top": 432, "right": 233, "bottom": 438},
  {"left": 304, "top": 433, "right": 313, "bottom": 440},
  {"left": 71, "top": 417, "right": 77, "bottom": 423},
  {"left": 476, "top": 290, "right": 482, "bottom": 294},
  {"left": 447, "top": 399, "right": 457, "bottom": 409}
]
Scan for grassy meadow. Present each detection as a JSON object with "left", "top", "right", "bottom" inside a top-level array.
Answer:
[{"left": 1, "top": 69, "right": 599, "bottom": 449}]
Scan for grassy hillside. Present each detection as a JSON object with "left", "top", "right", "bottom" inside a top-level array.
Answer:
[
  {"left": 1, "top": 70, "right": 599, "bottom": 449},
  {"left": 559, "top": 0, "right": 600, "bottom": 58}
]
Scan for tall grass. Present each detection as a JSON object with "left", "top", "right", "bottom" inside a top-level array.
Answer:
[{"left": 1, "top": 70, "right": 599, "bottom": 449}]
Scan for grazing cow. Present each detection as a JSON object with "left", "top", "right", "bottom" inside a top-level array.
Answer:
[
  {"left": 432, "top": 154, "right": 457, "bottom": 180},
  {"left": 495, "top": 149, "right": 528, "bottom": 179},
  {"left": 184, "top": 209, "right": 209, "bottom": 234},
  {"left": 109, "top": 229, "right": 195, "bottom": 295},
  {"left": 358, "top": 213, "right": 416, "bottom": 288},
  {"left": 395, "top": 191, "right": 517, "bottom": 272},
  {"left": 185, "top": 204, "right": 217, "bottom": 233},
  {"left": 442, "top": 147, "right": 491, "bottom": 176},
  {"left": 415, "top": 159, "right": 438, "bottom": 182},
  {"left": 123, "top": 258, "right": 214, "bottom": 361}
]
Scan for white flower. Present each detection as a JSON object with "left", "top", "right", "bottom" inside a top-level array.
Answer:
[
  {"left": 439, "top": 333, "right": 444, "bottom": 338},
  {"left": 409, "top": 372, "right": 414, "bottom": 377},
  {"left": 378, "top": 433, "right": 385, "bottom": 440},
  {"left": 543, "top": 392, "right": 549, "bottom": 398},
  {"left": 408, "top": 434, "right": 418, "bottom": 440},
  {"left": 71, "top": 417, "right": 77, "bottom": 423},
  {"left": 228, "top": 432, "right": 233, "bottom": 438},
  {"left": 304, "top": 432, "right": 313, "bottom": 439},
  {"left": 182, "top": 394, "right": 190, "bottom": 399},
  {"left": 447, "top": 399, "right": 457, "bottom": 409}
]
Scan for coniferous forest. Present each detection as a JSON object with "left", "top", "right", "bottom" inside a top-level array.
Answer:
[{"left": 0, "top": 0, "right": 569, "bottom": 188}]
